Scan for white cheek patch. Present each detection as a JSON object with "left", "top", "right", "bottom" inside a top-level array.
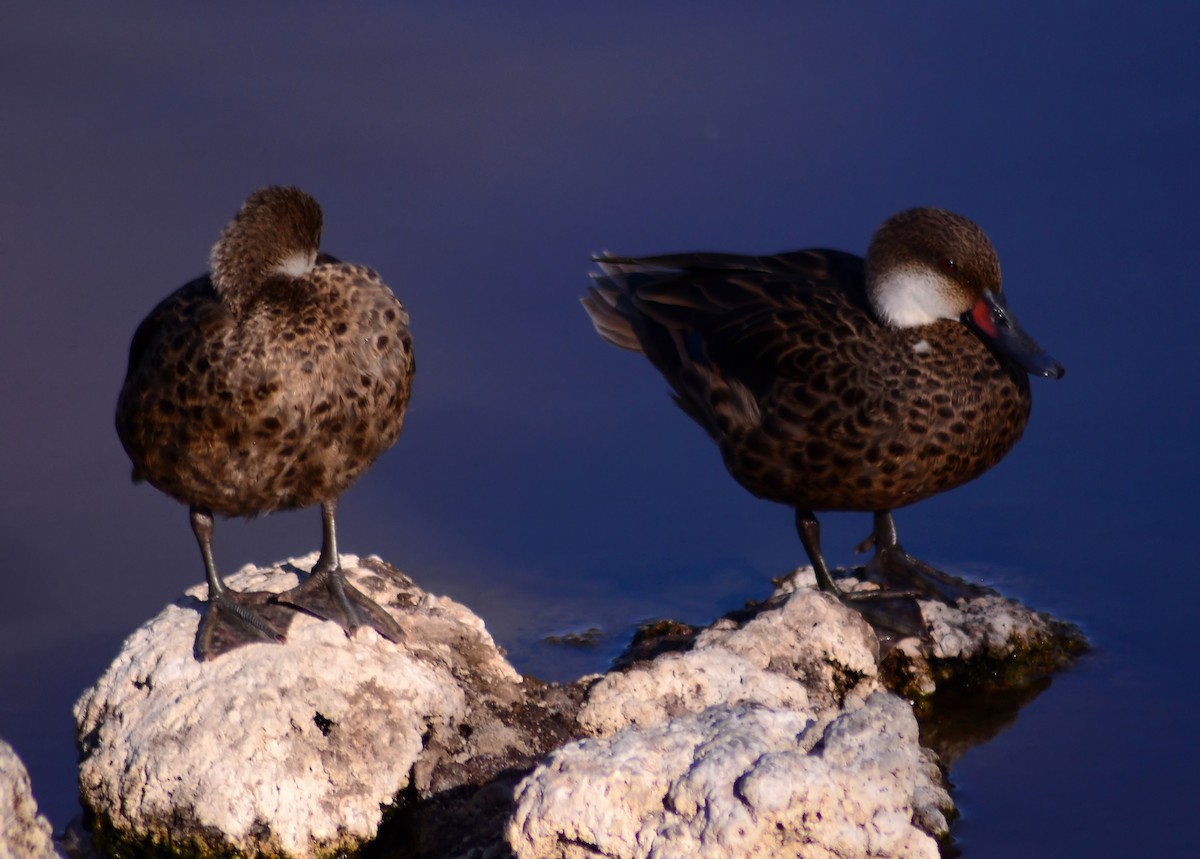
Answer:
[
  {"left": 912, "top": 339, "right": 931, "bottom": 354},
  {"left": 274, "top": 250, "right": 316, "bottom": 278},
  {"left": 872, "top": 268, "right": 958, "bottom": 328}
]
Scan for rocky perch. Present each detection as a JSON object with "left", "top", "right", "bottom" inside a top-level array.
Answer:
[
  {"left": 1, "top": 739, "right": 62, "bottom": 859},
  {"left": 67, "top": 556, "right": 1086, "bottom": 858}
]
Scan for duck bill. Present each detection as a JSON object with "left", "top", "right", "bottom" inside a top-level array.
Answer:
[{"left": 963, "top": 290, "right": 1065, "bottom": 379}]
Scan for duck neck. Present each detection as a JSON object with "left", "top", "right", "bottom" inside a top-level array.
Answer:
[{"left": 867, "top": 267, "right": 952, "bottom": 328}]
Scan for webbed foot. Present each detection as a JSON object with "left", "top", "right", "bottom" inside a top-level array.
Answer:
[
  {"left": 276, "top": 566, "right": 405, "bottom": 644},
  {"left": 861, "top": 544, "right": 997, "bottom": 604},
  {"left": 834, "top": 584, "right": 925, "bottom": 639},
  {"left": 195, "top": 590, "right": 293, "bottom": 661}
]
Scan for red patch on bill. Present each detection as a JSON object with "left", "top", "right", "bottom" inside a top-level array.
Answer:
[{"left": 971, "top": 297, "right": 997, "bottom": 338}]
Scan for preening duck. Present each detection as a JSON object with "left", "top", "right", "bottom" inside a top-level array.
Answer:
[{"left": 117, "top": 186, "right": 414, "bottom": 660}]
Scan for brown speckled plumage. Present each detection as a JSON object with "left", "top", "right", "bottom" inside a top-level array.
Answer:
[
  {"left": 584, "top": 207, "right": 1062, "bottom": 619},
  {"left": 116, "top": 186, "right": 414, "bottom": 659},
  {"left": 118, "top": 258, "right": 413, "bottom": 515}
]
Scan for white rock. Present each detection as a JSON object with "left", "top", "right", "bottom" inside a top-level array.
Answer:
[
  {"left": 0, "top": 739, "right": 61, "bottom": 859},
  {"left": 72, "top": 553, "right": 1080, "bottom": 856},
  {"left": 508, "top": 692, "right": 949, "bottom": 859},
  {"left": 579, "top": 649, "right": 812, "bottom": 737},
  {"left": 770, "top": 566, "right": 1086, "bottom": 706},
  {"left": 74, "top": 554, "right": 521, "bottom": 859},
  {"left": 923, "top": 595, "right": 1059, "bottom": 660},
  {"left": 694, "top": 585, "right": 881, "bottom": 713}
]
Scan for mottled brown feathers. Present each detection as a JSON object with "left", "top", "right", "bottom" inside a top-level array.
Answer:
[
  {"left": 116, "top": 188, "right": 414, "bottom": 519},
  {"left": 584, "top": 217, "right": 1032, "bottom": 514},
  {"left": 210, "top": 185, "right": 323, "bottom": 313}
]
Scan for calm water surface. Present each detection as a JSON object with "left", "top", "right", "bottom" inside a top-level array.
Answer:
[{"left": 2, "top": 5, "right": 1197, "bottom": 857}]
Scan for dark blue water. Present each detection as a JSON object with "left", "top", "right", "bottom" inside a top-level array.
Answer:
[{"left": 2, "top": 5, "right": 1197, "bottom": 856}]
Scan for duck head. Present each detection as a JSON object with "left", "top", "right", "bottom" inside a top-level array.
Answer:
[
  {"left": 866, "top": 207, "right": 1064, "bottom": 379},
  {"left": 209, "top": 186, "right": 323, "bottom": 308}
]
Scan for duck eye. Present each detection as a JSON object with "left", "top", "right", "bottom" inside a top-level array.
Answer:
[{"left": 939, "top": 257, "right": 957, "bottom": 273}]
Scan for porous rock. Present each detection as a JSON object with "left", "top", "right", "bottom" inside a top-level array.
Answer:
[
  {"left": 578, "top": 648, "right": 812, "bottom": 737},
  {"left": 576, "top": 583, "right": 884, "bottom": 740},
  {"left": 73, "top": 553, "right": 530, "bottom": 859},
  {"left": 521, "top": 565, "right": 1085, "bottom": 858},
  {"left": 0, "top": 739, "right": 61, "bottom": 859},
  {"left": 72, "top": 554, "right": 1084, "bottom": 858},
  {"left": 770, "top": 567, "right": 1088, "bottom": 706},
  {"left": 922, "top": 593, "right": 1081, "bottom": 663},
  {"left": 694, "top": 584, "right": 881, "bottom": 714},
  {"left": 508, "top": 691, "right": 951, "bottom": 859}
]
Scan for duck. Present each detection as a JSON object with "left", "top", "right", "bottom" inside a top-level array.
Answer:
[
  {"left": 583, "top": 207, "right": 1063, "bottom": 628},
  {"left": 116, "top": 186, "right": 414, "bottom": 660}
]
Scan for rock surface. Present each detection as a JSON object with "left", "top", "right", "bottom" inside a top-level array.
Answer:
[
  {"left": 577, "top": 586, "right": 880, "bottom": 740},
  {"left": 0, "top": 739, "right": 61, "bottom": 859},
  {"left": 74, "top": 554, "right": 569, "bottom": 859},
  {"left": 73, "top": 557, "right": 1083, "bottom": 858},
  {"left": 578, "top": 648, "right": 813, "bottom": 737},
  {"left": 773, "top": 567, "right": 1087, "bottom": 712},
  {"left": 503, "top": 566, "right": 1082, "bottom": 859},
  {"left": 694, "top": 583, "right": 881, "bottom": 714},
  {"left": 509, "top": 692, "right": 950, "bottom": 859}
]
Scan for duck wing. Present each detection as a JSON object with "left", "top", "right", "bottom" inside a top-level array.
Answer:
[{"left": 585, "top": 249, "right": 872, "bottom": 435}]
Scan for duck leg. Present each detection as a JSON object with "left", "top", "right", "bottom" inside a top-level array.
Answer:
[
  {"left": 861, "top": 511, "right": 997, "bottom": 603},
  {"left": 274, "top": 498, "right": 405, "bottom": 644},
  {"left": 794, "top": 509, "right": 844, "bottom": 596},
  {"left": 192, "top": 506, "right": 293, "bottom": 661},
  {"left": 794, "top": 509, "right": 923, "bottom": 636}
]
